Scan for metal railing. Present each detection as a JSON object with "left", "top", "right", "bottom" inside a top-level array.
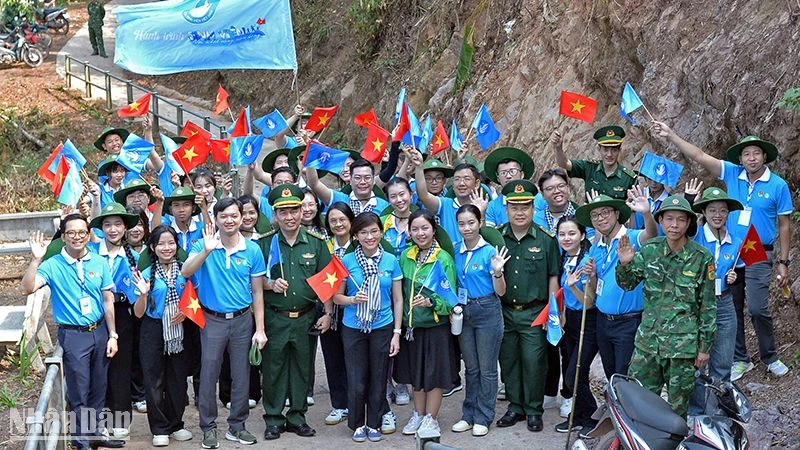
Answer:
[
  {"left": 63, "top": 54, "right": 228, "bottom": 138},
  {"left": 25, "top": 344, "right": 66, "bottom": 450}
]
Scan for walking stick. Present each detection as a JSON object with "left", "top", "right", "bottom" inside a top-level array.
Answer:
[{"left": 564, "top": 278, "right": 591, "bottom": 449}]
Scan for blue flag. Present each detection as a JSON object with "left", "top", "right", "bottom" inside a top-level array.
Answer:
[
  {"left": 470, "top": 104, "right": 500, "bottom": 151},
  {"left": 252, "top": 109, "right": 288, "bottom": 138},
  {"left": 546, "top": 292, "right": 563, "bottom": 346},
  {"left": 266, "top": 234, "right": 283, "bottom": 281},
  {"left": 158, "top": 134, "right": 185, "bottom": 196},
  {"left": 304, "top": 141, "right": 350, "bottom": 173},
  {"left": 401, "top": 104, "right": 423, "bottom": 147},
  {"left": 57, "top": 161, "right": 83, "bottom": 207},
  {"left": 113, "top": 262, "right": 139, "bottom": 302},
  {"left": 449, "top": 119, "right": 463, "bottom": 151},
  {"left": 49, "top": 139, "right": 86, "bottom": 173},
  {"left": 114, "top": 0, "right": 297, "bottom": 75},
  {"left": 620, "top": 82, "right": 644, "bottom": 125},
  {"left": 117, "top": 133, "right": 154, "bottom": 174},
  {"left": 639, "top": 151, "right": 684, "bottom": 188},
  {"left": 418, "top": 116, "right": 433, "bottom": 153},
  {"left": 422, "top": 261, "right": 459, "bottom": 307},
  {"left": 229, "top": 134, "right": 264, "bottom": 166},
  {"left": 394, "top": 87, "right": 406, "bottom": 123}
]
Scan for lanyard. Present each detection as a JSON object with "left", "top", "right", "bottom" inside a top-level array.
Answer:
[{"left": 72, "top": 259, "right": 87, "bottom": 294}]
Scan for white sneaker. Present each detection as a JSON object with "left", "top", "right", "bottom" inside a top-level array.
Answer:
[
  {"left": 111, "top": 428, "right": 129, "bottom": 438},
  {"left": 767, "top": 359, "right": 790, "bottom": 377},
  {"left": 497, "top": 384, "right": 506, "bottom": 400},
  {"left": 451, "top": 420, "right": 472, "bottom": 432},
  {"left": 171, "top": 428, "right": 192, "bottom": 441},
  {"left": 472, "top": 424, "right": 489, "bottom": 436},
  {"left": 416, "top": 414, "right": 440, "bottom": 438},
  {"left": 152, "top": 435, "right": 169, "bottom": 446},
  {"left": 731, "top": 361, "right": 755, "bottom": 382},
  {"left": 394, "top": 384, "right": 410, "bottom": 405},
  {"left": 248, "top": 399, "right": 257, "bottom": 408},
  {"left": 307, "top": 396, "right": 315, "bottom": 406},
  {"left": 402, "top": 411, "right": 422, "bottom": 435},
  {"left": 381, "top": 411, "right": 397, "bottom": 434},
  {"left": 224, "top": 402, "right": 231, "bottom": 410},
  {"left": 285, "top": 398, "right": 290, "bottom": 407},
  {"left": 560, "top": 397, "right": 573, "bottom": 418},
  {"left": 325, "top": 408, "right": 348, "bottom": 425},
  {"left": 134, "top": 400, "right": 147, "bottom": 413},
  {"left": 543, "top": 395, "right": 558, "bottom": 409}
]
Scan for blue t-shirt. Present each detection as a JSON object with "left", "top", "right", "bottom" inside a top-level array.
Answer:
[
  {"left": 87, "top": 241, "right": 140, "bottom": 303},
  {"left": 36, "top": 250, "right": 113, "bottom": 326},
  {"left": 188, "top": 236, "right": 267, "bottom": 313},
  {"left": 436, "top": 197, "right": 461, "bottom": 247},
  {"left": 341, "top": 250, "right": 403, "bottom": 330},
  {"left": 258, "top": 197, "right": 274, "bottom": 222},
  {"left": 583, "top": 227, "right": 644, "bottom": 314},
  {"left": 164, "top": 218, "right": 204, "bottom": 253},
  {"left": 328, "top": 190, "right": 389, "bottom": 216},
  {"left": 720, "top": 161, "right": 793, "bottom": 245},
  {"left": 454, "top": 238, "right": 496, "bottom": 298},
  {"left": 694, "top": 223, "right": 744, "bottom": 294},
  {"left": 561, "top": 254, "right": 589, "bottom": 311},
  {"left": 140, "top": 266, "right": 190, "bottom": 319}
]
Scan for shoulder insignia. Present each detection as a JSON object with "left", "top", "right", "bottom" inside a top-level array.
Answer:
[
  {"left": 707, "top": 264, "right": 715, "bottom": 281},
  {"left": 260, "top": 229, "right": 278, "bottom": 239},
  {"left": 306, "top": 229, "right": 326, "bottom": 241},
  {"left": 621, "top": 166, "right": 637, "bottom": 178},
  {"left": 536, "top": 224, "right": 555, "bottom": 238},
  {"left": 587, "top": 159, "right": 601, "bottom": 165}
]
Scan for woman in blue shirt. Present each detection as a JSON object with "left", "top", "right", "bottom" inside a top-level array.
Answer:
[
  {"left": 450, "top": 205, "right": 509, "bottom": 437},
  {"left": 333, "top": 212, "right": 403, "bottom": 443},
  {"left": 132, "top": 225, "right": 193, "bottom": 446},
  {"left": 380, "top": 177, "right": 414, "bottom": 257}
]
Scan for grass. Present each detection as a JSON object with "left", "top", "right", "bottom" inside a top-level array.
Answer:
[{"left": 0, "top": 383, "right": 20, "bottom": 409}]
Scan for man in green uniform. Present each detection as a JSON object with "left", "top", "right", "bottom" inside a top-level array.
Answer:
[
  {"left": 552, "top": 125, "right": 637, "bottom": 201},
  {"left": 87, "top": 0, "right": 106, "bottom": 57},
  {"left": 258, "top": 184, "right": 333, "bottom": 440},
  {"left": 616, "top": 195, "right": 716, "bottom": 418},
  {"left": 495, "top": 180, "right": 560, "bottom": 432}
]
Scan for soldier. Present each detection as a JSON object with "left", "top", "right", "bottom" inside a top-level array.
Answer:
[
  {"left": 259, "top": 184, "right": 333, "bottom": 440},
  {"left": 616, "top": 195, "right": 716, "bottom": 418},
  {"left": 88, "top": 0, "right": 106, "bottom": 57},
  {"left": 494, "top": 180, "right": 560, "bottom": 433},
  {"left": 483, "top": 146, "right": 536, "bottom": 227},
  {"left": 552, "top": 126, "right": 637, "bottom": 201}
]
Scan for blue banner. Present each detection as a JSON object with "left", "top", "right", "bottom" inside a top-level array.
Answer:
[
  {"left": 114, "top": 0, "right": 297, "bottom": 75},
  {"left": 639, "top": 151, "right": 684, "bottom": 188}
]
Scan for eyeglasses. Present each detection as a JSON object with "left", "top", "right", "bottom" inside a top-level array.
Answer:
[
  {"left": 352, "top": 175, "right": 373, "bottom": 183},
  {"left": 453, "top": 176, "right": 475, "bottom": 184},
  {"left": 127, "top": 191, "right": 150, "bottom": 199},
  {"left": 590, "top": 209, "right": 615, "bottom": 221},
  {"left": 498, "top": 168, "right": 520, "bottom": 177},
  {"left": 64, "top": 230, "right": 90, "bottom": 239},
  {"left": 425, "top": 176, "right": 445, "bottom": 184},
  {"left": 705, "top": 208, "right": 729, "bottom": 217},
  {"left": 543, "top": 183, "right": 568, "bottom": 193}
]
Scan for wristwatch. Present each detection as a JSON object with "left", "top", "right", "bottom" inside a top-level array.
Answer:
[
  {"left": 777, "top": 259, "right": 791, "bottom": 267},
  {"left": 109, "top": 332, "right": 119, "bottom": 340}
]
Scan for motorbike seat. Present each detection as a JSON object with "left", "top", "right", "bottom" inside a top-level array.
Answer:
[
  {"left": 616, "top": 378, "right": 689, "bottom": 437},
  {"left": 43, "top": 8, "right": 64, "bottom": 15}
]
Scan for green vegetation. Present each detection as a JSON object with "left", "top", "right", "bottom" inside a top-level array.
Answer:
[
  {"left": 777, "top": 87, "right": 800, "bottom": 115},
  {"left": 3, "top": 336, "right": 39, "bottom": 388},
  {"left": 293, "top": 0, "right": 332, "bottom": 44},
  {"left": 347, "top": 0, "right": 390, "bottom": 60},
  {"left": 453, "top": 23, "right": 475, "bottom": 93},
  {"left": 0, "top": 383, "right": 20, "bottom": 409}
]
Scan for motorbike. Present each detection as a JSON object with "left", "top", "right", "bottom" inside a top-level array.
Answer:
[
  {"left": 34, "top": 5, "right": 69, "bottom": 34},
  {"left": 20, "top": 22, "right": 51, "bottom": 57},
  {"left": 573, "top": 373, "right": 751, "bottom": 450},
  {"left": 0, "top": 27, "right": 44, "bottom": 67}
]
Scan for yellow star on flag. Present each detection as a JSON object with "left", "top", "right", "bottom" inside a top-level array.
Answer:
[
  {"left": 215, "top": 93, "right": 220, "bottom": 102},
  {"left": 187, "top": 296, "right": 201, "bottom": 314},
  {"left": 371, "top": 138, "right": 384, "bottom": 152},
  {"left": 318, "top": 113, "right": 330, "bottom": 127},
  {"left": 434, "top": 135, "right": 445, "bottom": 148},
  {"left": 223, "top": 144, "right": 230, "bottom": 156},
  {"left": 182, "top": 146, "right": 198, "bottom": 162},
  {"left": 128, "top": 100, "right": 140, "bottom": 112},
  {"left": 741, "top": 240, "right": 756, "bottom": 253},
  {"left": 324, "top": 271, "right": 338, "bottom": 287},
  {"left": 570, "top": 100, "right": 585, "bottom": 114}
]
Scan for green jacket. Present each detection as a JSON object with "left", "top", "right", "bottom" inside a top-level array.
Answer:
[
  {"left": 88, "top": 0, "right": 105, "bottom": 25},
  {"left": 616, "top": 237, "right": 716, "bottom": 358},
  {"left": 399, "top": 244, "right": 456, "bottom": 329},
  {"left": 568, "top": 159, "right": 637, "bottom": 200}
]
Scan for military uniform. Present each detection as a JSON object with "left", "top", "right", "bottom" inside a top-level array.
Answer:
[
  {"left": 496, "top": 180, "right": 560, "bottom": 426},
  {"left": 87, "top": 0, "right": 106, "bottom": 57},
  {"left": 568, "top": 126, "right": 637, "bottom": 200},
  {"left": 258, "top": 184, "right": 331, "bottom": 432},
  {"left": 616, "top": 196, "right": 716, "bottom": 418}
]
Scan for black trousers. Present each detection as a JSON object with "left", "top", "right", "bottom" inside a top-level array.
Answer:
[
  {"left": 342, "top": 324, "right": 392, "bottom": 430},
  {"left": 106, "top": 301, "right": 133, "bottom": 429},
  {"left": 320, "top": 318, "right": 348, "bottom": 410},
  {"left": 544, "top": 335, "right": 571, "bottom": 398},
  {"left": 183, "top": 320, "right": 202, "bottom": 401},
  {"left": 596, "top": 312, "right": 641, "bottom": 379},
  {"left": 139, "top": 316, "right": 188, "bottom": 435},
  {"left": 564, "top": 308, "right": 599, "bottom": 425},
  {"left": 130, "top": 315, "right": 145, "bottom": 403}
]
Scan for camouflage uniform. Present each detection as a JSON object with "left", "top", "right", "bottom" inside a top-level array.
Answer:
[
  {"left": 87, "top": 0, "right": 106, "bottom": 57},
  {"left": 616, "top": 236, "right": 716, "bottom": 418}
]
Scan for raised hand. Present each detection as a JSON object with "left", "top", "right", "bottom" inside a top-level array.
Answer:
[
  {"left": 409, "top": 149, "right": 424, "bottom": 168},
  {"left": 684, "top": 178, "right": 704, "bottom": 196},
  {"left": 221, "top": 175, "right": 233, "bottom": 195},
  {"left": 29, "top": 231, "right": 47, "bottom": 259},
  {"left": 549, "top": 130, "right": 562, "bottom": 147},
  {"left": 626, "top": 185, "right": 650, "bottom": 213},
  {"left": 617, "top": 234, "right": 635, "bottom": 265},
  {"left": 202, "top": 222, "right": 218, "bottom": 252},
  {"left": 132, "top": 271, "right": 149, "bottom": 296},
  {"left": 566, "top": 267, "right": 584, "bottom": 288},
  {"left": 585, "top": 188, "right": 601, "bottom": 203},
  {"left": 583, "top": 257, "right": 596, "bottom": 279},
  {"left": 150, "top": 186, "right": 164, "bottom": 203},
  {"left": 651, "top": 121, "right": 673, "bottom": 139},
  {"left": 725, "top": 269, "right": 736, "bottom": 285},
  {"left": 194, "top": 193, "right": 207, "bottom": 210},
  {"left": 470, "top": 188, "right": 489, "bottom": 213},
  {"left": 142, "top": 115, "right": 152, "bottom": 131},
  {"left": 491, "top": 246, "right": 511, "bottom": 274},
  {"left": 294, "top": 104, "right": 305, "bottom": 116}
]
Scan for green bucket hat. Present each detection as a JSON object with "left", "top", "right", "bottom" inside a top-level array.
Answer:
[
  {"left": 94, "top": 127, "right": 130, "bottom": 151},
  {"left": 422, "top": 159, "right": 454, "bottom": 178},
  {"left": 97, "top": 155, "right": 123, "bottom": 176},
  {"left": 593, "top": 125, "right": 625, "bottom": 147},
  {"left": 261, "top": 147, "right": 292, "bottom": 173},
  {"left": 484, "top": 147, "right": 535, "bottom": 184},
  {"left": 501, "top": 179, "right": 538, "bottom": 203},
  {"left": 575, "top": 194, "right": 631, "bottom": 228},
  {"left": 479, "top": 226, "right": 505, "bottom": 248},
  {"left": 89, "top": 202, "right": 140, "bottom": 230},
  {"left": 170, "top": 136, "right": 187, "bottom": 145},
  {"left": 434, "top": 225, "right": 455, "bottom": 257},
  {"left": 725, "top": 135, "right": 778, "bottom": 164},
  {"left": 691, "top": 187, "right": 744, "bottom": 214},
  {"left": 654, "top": 195, "right": 697, "bottom": 237},
  {"left": 163, "top": 186, "right": 200, "bottom": 215},
  {"left": 113, "top": 178, "right": 156, "bottom": 206},
  {"left": 268, "top": 183, "right": 304, "bottom": 209},
  {"left": 249, "top": 342, "right": 262, "bottom": 366}
]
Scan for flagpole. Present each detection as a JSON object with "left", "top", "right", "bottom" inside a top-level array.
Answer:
[
  {"left": 564, "top": 289, "right": 590, "bottom": 450},
  {"left": 347, "top": 274, "right": 363, "bottom": 292},
  {"left": 279, "top": 262, "right": 287, "bottom": 297},
  {"left": 641, "top": 103, "right": 656, "bottom": 123},
  {"left": 226, "top": 107, "right": 235, "bottom": 123},
  {"left": 443, "top": 148, "right": 452, "bottom": 166}
]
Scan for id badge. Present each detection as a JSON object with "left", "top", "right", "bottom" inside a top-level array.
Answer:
[
  {"left": 458, "top": 288, "right": 468, "bottom": 305},
  {"left": 79, "top": 296, "right": 93, "bottom": 316},
  {"left": 715, "top": 279, "right": 722, "bottom": 296},
  {"left": 596, "top": 278, "right": 604, "bottom": 296},
  {"left": 737, "top": 207, "right": 752, "bottom": 227}
]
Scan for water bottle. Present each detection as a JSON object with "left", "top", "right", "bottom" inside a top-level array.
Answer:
[{"left": 451, "top": 305, "right": 463, "bottom": 335}]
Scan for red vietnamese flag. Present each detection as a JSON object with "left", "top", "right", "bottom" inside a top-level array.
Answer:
[
  {"left": 307, "top": 255, "right": 350, "bottom": 303},
  {"left": 361, "top": 123, "right": 391, "bottom": 163},
  {"left": 118, "top": 93, "right": 152, "bottom": 118},
  {"left": 531, "top": 288, "right": 565, "bottom": 327},
  {"left": 305, "top": 105, "right": 339, "bottom": 133},
  {"left": 178, "top": 281, "right": 206, "bottom": 328},
  {"left": 393, "top": 102, "right": 410, "bottom": 141},
  {"left": 430, "top": 120, "right": 450, "bottom": 155},
  {"left": 37, "top": 142, "right": 63, "bottom": 184},
  {"left": 174, "top": 134, "right": 211, "bottom": 174},
  {"left": 559, "top": 91, "right": 597, "bottom": 124},
  {"left": 51, "top": 156, "right": 70, "bottom": 196},
  {"left": 181, "top": 120, "right": 213, "bottom": 141},
  {"left": 739, "top": 225, "right": 768, "bottom": 266},
  {"left": 354, "top": 108, "right": 379, "bottom": 128},
  {"left": 229, "top": 107, "right": 250, "bottom": 138},
  {"left": 210, "top": 138, "right": 231, "bottom": 163},
  {"left": 213, "top": 84, "right": 229, "bottom": 115}
]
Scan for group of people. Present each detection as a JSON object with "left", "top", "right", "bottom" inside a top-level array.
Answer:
[{"left": 22, "top": 107, "right": 793, "bottom": 449}]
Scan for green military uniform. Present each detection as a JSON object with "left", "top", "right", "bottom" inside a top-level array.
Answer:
[
  {"left": 87, "top": 0, "right": 106, "bottom": 57},
  {"left": 616, "top": 196, "right": 716, "bottom": 418},
  {"left": 568, "top": 126, "right": 636, "bottom": 200},
  {"left": 258, "top": 185, "right": 331, "bottom": 428},
  {"left": 498, "top": 180, "right": 560, "bottom": 418}
]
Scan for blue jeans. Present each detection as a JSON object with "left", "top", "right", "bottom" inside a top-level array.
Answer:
[
  {"left": 734, "top": 251, "right": 778, "bottom": 364},
  {"left": 688, "top": 292, "right": 735, "bottom": 415},
  {"left": 458, "top": 296, "right": 503, "bottom": 426}
]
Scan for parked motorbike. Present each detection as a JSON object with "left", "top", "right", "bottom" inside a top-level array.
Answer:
[
  {"left": 34, "top": 6, "right": 69, "bottom": 34},
  {"left": 0, "top": 27, "right": 44, "bottom": 67},
  {"left": 573, "top": 373, "right": 751, "bottom": 450}
]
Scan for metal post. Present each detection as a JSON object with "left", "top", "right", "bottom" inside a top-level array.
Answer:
[
  {"left": 152, "top": 93, "right": 160, "bottom": 134},
  {"left": 65, "top": 56, "right": 71, "bottom": 88},
  {"left": 230, "top": 168, "right": 240, "bottom": 197},
  {"left": 104, "top": 71, "right": 112, "bottom": 110},
  {"left": 83, "top": 61, "right": 91, "bottom": 97},
  {"left": 203, "top": 116, "right": 211, "bottom": 133},
  {"left": 126, "top": 81, "right": 133, "bottom": 104},
  {"left": 176, "top": 106, "right": 184, "bottom": 135}
]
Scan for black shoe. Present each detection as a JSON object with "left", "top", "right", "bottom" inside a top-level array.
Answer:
[
  {"left": 89, "top": 438, "right": 125, "bottom": 449},
  {"left": 527, "top": 415, "right": 543, "bottom": 432},
  {"left": 555, "top": 420, "right": 581, "bottom": 433},
  {"left": 285, "top": 422, "right": 316, "bottom": 437},
  {"left": 99, "top": 54, "right": 108, "bottom": 58},
  {"left": 578, "top": 422, "right": 599, "bottom": 439},
  {"left": 263, "top": 425, "right": 282, "bottom": 440},
  {"left": 91, "top": 51, "right": 99, "bottom": 55},
  {"left": 496, "top": 410, "right": 525, "bottom": 427},
  {"left": 442, "top": 384, "right": 463, "bottom": 398}
]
